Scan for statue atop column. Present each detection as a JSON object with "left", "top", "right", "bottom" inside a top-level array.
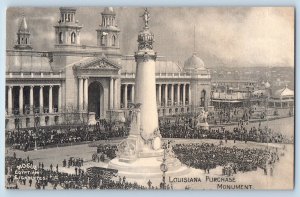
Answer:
[
  {"left": 108, "top": 8, "right": 189, "bottom": 179},
  {"left": 114, "top": 8, "right": 162, "bottom": 163},
  {"left": 140, "top": 8, "right": 150, "bottom": 28}
]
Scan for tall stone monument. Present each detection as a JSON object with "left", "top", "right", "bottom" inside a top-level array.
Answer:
[{"left": 108, "top": 8, "right": 188, "bottom": 178}]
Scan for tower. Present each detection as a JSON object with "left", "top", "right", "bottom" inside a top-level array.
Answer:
[
  {"left": 134, "top": 8, "right": 159, "bottom": 142},
  {"left": 54, "top": 7, "right": 82, "bottom": 47},
  {"left": 14, "top": 15, "right": 32, "bottom": 50},
  {"left": 108, "top": 9, "right": 189, "bottom": 179},
  {"left": 96, "top": 7, "right": 120, "bottom": 48}
]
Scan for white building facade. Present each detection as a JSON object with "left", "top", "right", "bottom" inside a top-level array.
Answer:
[{"left": 5, "top": 7, "right": 211, "bottom": 130}]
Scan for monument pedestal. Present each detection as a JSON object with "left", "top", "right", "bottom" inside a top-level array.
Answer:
[
  {"left": 108, "top": 154, "right": 189, "bottom": 179},
  {"left": 106, "top": 9, "right": 190, "bottom": 180}
]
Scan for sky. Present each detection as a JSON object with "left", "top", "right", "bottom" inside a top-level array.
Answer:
[{"left": 6, "top": 7, "right": 294, "bottom": 68}]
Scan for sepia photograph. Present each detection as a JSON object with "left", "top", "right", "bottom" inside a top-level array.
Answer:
[{"left": 4, "top": 6, "right": 294, "bottom": 190}]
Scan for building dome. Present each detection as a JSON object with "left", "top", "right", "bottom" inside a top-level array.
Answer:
[
  {"left": 184, "top": 53, "right": 205, "bottom": 70},
  {"left": 102, "top": 7, "right": 116, "bottom": 15}
]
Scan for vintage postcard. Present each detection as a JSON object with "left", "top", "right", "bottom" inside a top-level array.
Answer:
[{"left": 5, "top": 7, "right": 294, "bottom": 190}]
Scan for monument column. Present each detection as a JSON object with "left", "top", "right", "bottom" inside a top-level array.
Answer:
[
  {"left": 19, "top": 86, "right": 24, "bottom": 115},
  {"left": 108, "top": 9, "right": 187, "bottom": 177},
  {"left": 8, "top": 86, "right": 13, "bottom": 115},
  {"left": 134, "top": 10, "right": 159, "bottom": 141}
]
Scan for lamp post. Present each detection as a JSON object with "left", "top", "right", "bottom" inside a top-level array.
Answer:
[
  {"left": 160, "top": 142, "right": 168, "bottom": 189},
  {"left": 34, "top": 113, "right": 39, "bottom": 151}
]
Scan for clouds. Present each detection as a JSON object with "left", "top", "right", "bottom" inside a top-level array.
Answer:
[{"left": 6, "top": 7, "right": 294, "bottom": 68}]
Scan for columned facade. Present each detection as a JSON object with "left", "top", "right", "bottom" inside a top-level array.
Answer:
[
  {"left": 5, "top": 84, "right": 62, "bottom": 130},
  {"left": 6, "top": 7, "right": 212, "bottom": 130},
  {"left": 120, "top": 82, "right": 192, "bottom": 116}
]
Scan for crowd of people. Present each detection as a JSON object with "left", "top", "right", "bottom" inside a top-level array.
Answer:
[
  {"left": 207, "top": 107, "right": 254, "bottom": 124},
  {"left": 159, "top": 115, "right": 291, "bottom": 144},
  {"left": 5, "top": 108, "right": 291, "bottom": 153},
  {"left": 62, "top": 157, "right": 84, "bottom": 168},
  {"left": 5, "top": 154, "right": 158, "bottom": 190},
  {"left": 5, "top": 123, "right": 129, "bottom": 151},
  {"left": 92, "top": 144, "right": 118, "bottom": 162},
  {"left": 172, "top": 143, "right": 280, "bottom": 174}
]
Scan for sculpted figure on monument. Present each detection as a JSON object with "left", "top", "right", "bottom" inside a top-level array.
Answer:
[{"left": 140, "top": 8, "right": 150, "bottom": 27}]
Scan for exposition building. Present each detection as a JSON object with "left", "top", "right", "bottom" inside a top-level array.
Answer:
[{"left": 5, "top": 7, "right": 211, "bottom": 130}]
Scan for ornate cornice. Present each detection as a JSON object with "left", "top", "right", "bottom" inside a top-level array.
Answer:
[{"left": 134, "top": 51, "right": 157, "bottom": 62}]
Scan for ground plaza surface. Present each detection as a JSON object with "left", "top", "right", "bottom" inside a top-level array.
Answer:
[{"left": 5, "top": 117, "right": 294, "bottom": 190}]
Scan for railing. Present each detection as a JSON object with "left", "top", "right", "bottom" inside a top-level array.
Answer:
[
  {"left": 121, "top": 72, "right": 210, "bottom": 79},
  {"left": 7, "top": 107, "right": 59, "bottom": 117},
  {"left": 6, "top": 72, "right": 63, "bottom": 79}
]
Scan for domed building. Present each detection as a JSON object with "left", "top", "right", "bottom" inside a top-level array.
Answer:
[
  {"left": 184, "top": 53, "right": 206, "bottom": 71},
  {"left": 269, "top": 85, "right": 294, "bottom": 109},
  {"left": 183, "top": 53, "right": 211, "bottom": 111},
  {"left": 5, "top": 7, "right": 212, "bottom": 130}
]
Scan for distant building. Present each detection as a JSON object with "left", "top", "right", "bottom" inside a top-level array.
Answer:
[
  {"left": 269, "top": 86, "right": 294, "bottom": 109},
  {"left": 5, "top": 7, "right": 211, "bottom": 130}
]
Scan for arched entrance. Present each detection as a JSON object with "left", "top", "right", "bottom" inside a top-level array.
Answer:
[{"left": 88, "top": 81, "right": 104, "bottom": 119}]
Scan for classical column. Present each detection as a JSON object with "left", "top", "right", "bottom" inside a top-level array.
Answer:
[
  {"left": 58, "top": 85, "right": 62, "bottom": 112},
  {"left": 177, "top": 84, "right": 180, "bottom": 106},
  {"left": 164, "top": 84, "right": 168, "bottom": 107},
  {"left": 124, "top": 84, "right": 128, "bottom": 109},
  {"left": 182, "top": 84, "right": 186, "bottom": 106},
  {"left": 158, "top": 84, "right": 161, "bottom": 106},
  {"left": 109, "top": 77, "right": 114, "bottom": 109},
  {"left": 171, "top": 84, "right": 174, "bottom": 106},
  {"left": 49, "top": 85, "right": 53, "bottom": 113},
  {"left": 131, "top": 84, "right": 135, "bottom": 104},
  {"left": 19, "top": 86, "right": 24, "bottom": 115},
  {"left": 113, "top": 78, "right": 118, "bottom": 109},
  {"left": 83, "top": 78, "right": 89, "bottom": 111},
  {"left": 188, "top": 84, "right": 191, "bottom": 105},
  {"left": 8, "top": 86, "right": 13, "bottom": 115},
  {"left": 39, "top": 86, "right": 44, "bottom": 113},
  {"left": 30, "top": 85, "right": 34, "bottom": 113},
  {"left": 78, "top": 77, "right": 83, "bottom": 111}
]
